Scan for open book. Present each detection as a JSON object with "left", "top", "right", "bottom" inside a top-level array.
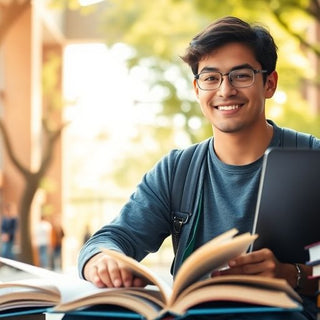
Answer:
[{"left": 0, "top": 228, "right": 302, "bottom": 319}]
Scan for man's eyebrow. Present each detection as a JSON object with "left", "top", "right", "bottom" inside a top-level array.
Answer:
[{"left": 198, "top": 63, "right": 254, "bottom": 74}]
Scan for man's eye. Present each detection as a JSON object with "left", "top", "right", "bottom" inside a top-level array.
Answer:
[
  {"left": 233, "top": 71, "right": 252, "bottom": 80},
  {"left": 202, "top": 74, "right": 219, "bottom": 82},
  {"left": 236, "top": 73, "right": 251, "bottom": 79}
]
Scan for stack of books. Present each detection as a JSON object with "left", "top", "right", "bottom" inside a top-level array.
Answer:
[{"left": 305, "top": 241, "right": 320, "bottom": 319}]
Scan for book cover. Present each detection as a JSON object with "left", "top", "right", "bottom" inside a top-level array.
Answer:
[
  {"left": 306, "top": 259, "right": 320, "bottom": 266},
  {"left": 0, "top": 308, "right": 47, "bottom": 319}
]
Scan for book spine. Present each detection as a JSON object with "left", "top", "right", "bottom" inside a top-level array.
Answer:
[
  {"left": 306, "top": 259, "right": 320, "bottom": 266},
  {"left": 305, "top": 242, "right": 320, "bottom": 250}
]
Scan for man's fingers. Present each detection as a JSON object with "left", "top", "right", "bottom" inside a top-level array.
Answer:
[
  {"left": 97, "top": 258, "right": 121, "bottom": 287},
  {"left": 84, "top": 253, "right": 139, "bottom": 288},
  {"left": 229, "top": 248, "right": 272, "bottom": 267},
  {"left": 88, "top": 265, "right": 107, "bottom": 288},
  {"left": 119, "top": 264, "right": 134, "bottom": 288},
  {"left": 133, "top": 277, "right": 148, "bottom": 287},
  {"left": 222, "top": 248, "right": 278, "bottom": 277}
]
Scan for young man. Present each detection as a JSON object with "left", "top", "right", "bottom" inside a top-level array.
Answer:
[{"left": 77, "top": 17, "right": 320, "bottom": 319}]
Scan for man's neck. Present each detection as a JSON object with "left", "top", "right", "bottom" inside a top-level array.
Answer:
[{"left": 213, "top": 121, "right": 273, "bottom": 165}]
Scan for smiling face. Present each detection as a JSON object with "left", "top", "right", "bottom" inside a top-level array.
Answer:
[{"left": 193, "top": 42, "right": 278, "bottom": 135}]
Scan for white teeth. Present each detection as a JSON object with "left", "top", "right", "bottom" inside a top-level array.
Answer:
[{"left": 217, "top": 105, "right": 240, "bottom": 111}]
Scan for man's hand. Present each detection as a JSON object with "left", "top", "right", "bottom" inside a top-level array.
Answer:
[
  {"left": 213, "top": 248, "right": 294, "bottom": 286},
  {"left": 219, "top": 248, "right": 282, "bottom": 278},
  {"left": 83, "top": 252, "right": 147, "bottom": 288},
  {"left": 212, "top": 248, "right": 317, "bottom": 295}
]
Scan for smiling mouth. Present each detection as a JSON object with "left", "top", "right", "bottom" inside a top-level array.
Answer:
[{"left": 216, "top": 104, "right": 242, "bottom": 111}]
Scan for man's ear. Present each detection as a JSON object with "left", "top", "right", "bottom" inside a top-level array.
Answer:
[
  {"left": 265, "top": 71, "right": 278, "bottom": 99},
  {"left": 193, "top": 78, "right": 200, "bottom": 99}
]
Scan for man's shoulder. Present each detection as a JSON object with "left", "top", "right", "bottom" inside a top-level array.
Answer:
[
  {"left": 282, "top": 127, "right": 320, "bottom": 149},
  {"left": 270, "top": 120, "right": 320, "bottom": 149},
  {"left": 164, "top": 138, "right": 212, "bottom": 162},
  {"left": 173, "top": 137, "right": 212, "bottom": 154},
  {"left": 168, "top": 138, "right": 212, "bottom": 167}
]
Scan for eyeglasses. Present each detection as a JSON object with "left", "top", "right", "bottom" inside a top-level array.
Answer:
[{"left": 195, "top": 68, "right": 267, "bottom": 91}]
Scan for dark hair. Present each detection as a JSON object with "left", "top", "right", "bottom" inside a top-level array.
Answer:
[{"left": 181, "top": 16, "right": 278, "bottom": 78}]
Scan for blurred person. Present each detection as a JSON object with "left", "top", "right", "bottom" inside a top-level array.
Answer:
[
  {"left": 50, "top": 216, "right": 64, "bottom": 271},
  {"left": 70, "top": 16, "right": 320, "bottom": 320},
  {"left": 1, "top": 202, "right": 18, "bottom": 260},
  {"left": 34, "top": 215, "right": 52, "bottom": 268}
]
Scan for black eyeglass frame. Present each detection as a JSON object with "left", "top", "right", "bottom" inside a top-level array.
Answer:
[{"left": 194, "top": 68, "right": 268, "bottom": 91}]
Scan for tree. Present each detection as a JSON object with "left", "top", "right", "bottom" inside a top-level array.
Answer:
[
  {"left": 94, "top": 0, "right": 320, "bottom": 186},
  {"left": 188, "top": 0, "right": 320, "bottom": 55},
  {"left": 0, "top": 120, "right": 64, "bottom": 263},
  {"left": 99, "top": 0, "right": 320, "bottom": 116},
  {"left": 0, "top": 0, "right": 66, "bottom": 263}
]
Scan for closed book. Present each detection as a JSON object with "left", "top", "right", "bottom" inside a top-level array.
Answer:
[{"left": 305, "top": 242, "right": 320, "bottom": 262}]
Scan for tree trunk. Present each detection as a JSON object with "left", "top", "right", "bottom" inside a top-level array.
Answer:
[{"left": 18, "top": 174, "right": 40, "bottom": 264}]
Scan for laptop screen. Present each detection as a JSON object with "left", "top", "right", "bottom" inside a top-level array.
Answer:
[{"left": 251, "top": 148, "right": 320, "bottom": 263}]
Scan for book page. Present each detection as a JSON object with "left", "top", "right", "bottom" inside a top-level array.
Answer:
[
  {"left": 0, "top": 255, "right": 170, "bottom": 316},
  {"left": 169, "top": 229, "right": 258, "bottom": 305},
  {"left": 175, "top": 274, "right": 302, "bottom": 304},
  {"left": 103, "top": 229, "right": 257, "bottom": 308},
  {"left": 54, "top": 291, "right": 162, "bottom": 320},
  {"left": 0, "top": 257, "right": 128, "bottom": 309},
  {"left": 0, "top": 270, "right": 164, "bottom": 317},
  {"left": 101, "top": 249, "right": 172, "bottom": 304},
  {"left": 0, "top": 278, "right": 59, "bottom": 296},
  {"left": 168, "top": 284, "right": 301, "bottom": 316},
  {"left": 0, "top": 257, "right": 63, "bottom": 279},
  {"left": 0, "top": 278, "right": 61, "bottom": 311}
]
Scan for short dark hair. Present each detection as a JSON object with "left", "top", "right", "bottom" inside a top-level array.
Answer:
[{"left": 181, "top": 16, "right": 278, "bottom": 78}]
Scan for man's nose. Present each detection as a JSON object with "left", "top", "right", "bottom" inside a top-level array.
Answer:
[{"left": 217, "top": 75, "right": 237, "bottom": 96}]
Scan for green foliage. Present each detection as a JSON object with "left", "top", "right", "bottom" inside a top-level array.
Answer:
[
  {"left": 100, "top": 0, "right": 210, "bottom": 60},
  {"left": 68, "top": 0, "right": 320, "bottom": 189},
  {"left": 267, "top": 94, "right": 320, "bottom": 137},
  {"left": 42, "top": 53, "right": 62, "bottom": 112},
  {"left": 98, "top": 0, "right": 320, "bottom": 126}
]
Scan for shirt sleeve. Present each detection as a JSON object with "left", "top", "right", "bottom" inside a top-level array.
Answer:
[{"left": 77, "top": 148, "right": 182, "bottom": 278}]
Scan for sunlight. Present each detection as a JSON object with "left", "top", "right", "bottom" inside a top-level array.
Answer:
[
  {"left": 64, "top": 43, "right": 138, "bottom": 141},
  {"left": 62, "top": 43, "right": 161, "bottom": 267},
  {"left": 79, "top": 0, "right": 104, "bottom": 6},
  {"left": 273, "top": 91, "right": 287, "bottom": 105},
  {"left": 62, "top": 42, "right": 164, "bottom": 192}
]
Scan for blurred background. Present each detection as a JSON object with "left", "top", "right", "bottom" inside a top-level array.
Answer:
[{"left": 0, "top": 0, "right": 319, "bottom": 277}]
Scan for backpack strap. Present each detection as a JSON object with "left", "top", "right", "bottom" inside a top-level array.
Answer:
[
  {"left": 171, "top": 138, "right": 211, "bottom": 255},
  {"left": 281, "top": 127, "right": 313, "bottom": 148}
]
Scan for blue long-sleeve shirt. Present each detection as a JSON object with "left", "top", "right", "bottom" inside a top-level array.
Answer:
[
  {"left": 78, "top": 120, "right": 320, "bottom": 319},
  {"left": 78, "top": 121, "right": 320, "bottom": 277}
]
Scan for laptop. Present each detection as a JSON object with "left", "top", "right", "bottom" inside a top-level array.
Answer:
[{"left": 250, "top": 148, "right": 320, "bottom": 263}]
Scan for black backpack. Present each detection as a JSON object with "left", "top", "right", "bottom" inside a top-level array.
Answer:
[{"left": 170, "top": 128, "right": 313, "bottom": 254}]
